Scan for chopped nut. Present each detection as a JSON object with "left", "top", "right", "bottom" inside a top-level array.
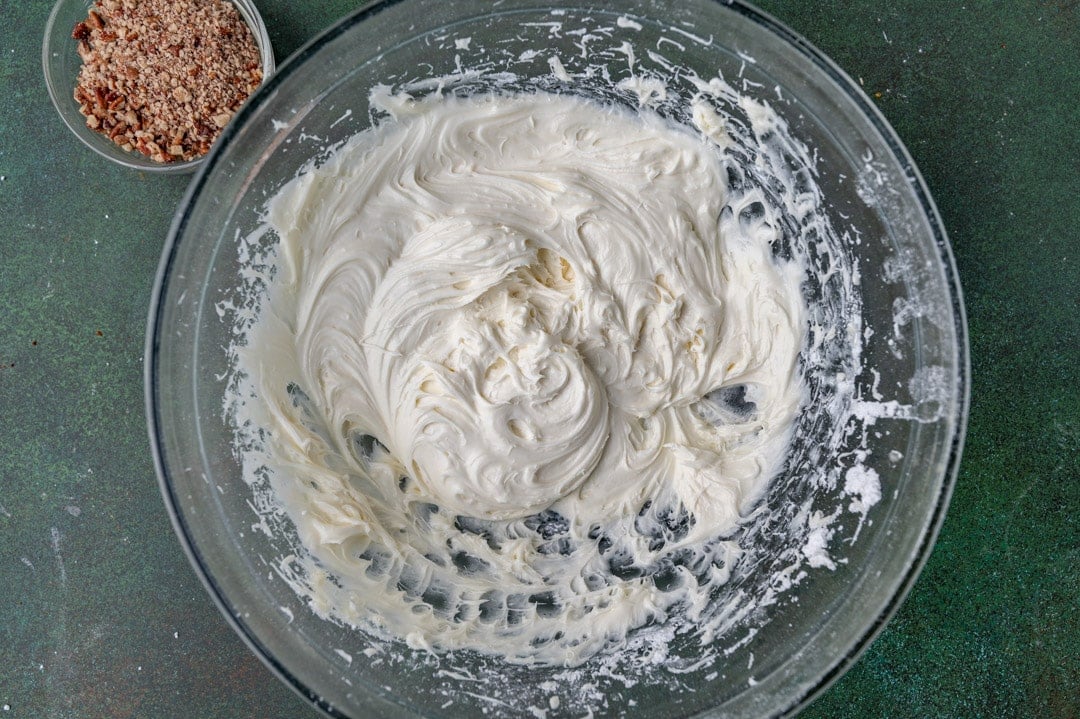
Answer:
[{"left": 72, "top": 0, "right": 264, "bottom": 163}]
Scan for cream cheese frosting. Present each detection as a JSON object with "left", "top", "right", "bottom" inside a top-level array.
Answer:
[{"left": 239, "top": 90, "right": 806, "bottom": 665}]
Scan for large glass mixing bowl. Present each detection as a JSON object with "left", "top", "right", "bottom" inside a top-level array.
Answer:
[{"left": 146, "top": 1, "right": 968, "bottom": 716}]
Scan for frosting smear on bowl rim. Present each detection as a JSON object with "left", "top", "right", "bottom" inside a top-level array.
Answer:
[{"left": 232, "top": 89, "right": 808, "bottom": 666}]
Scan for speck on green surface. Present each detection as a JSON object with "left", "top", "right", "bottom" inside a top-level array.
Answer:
[{"left": 1, "top": 1, "right": 1076, "bottom": 718}]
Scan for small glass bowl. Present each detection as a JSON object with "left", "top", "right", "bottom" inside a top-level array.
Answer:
[{"left": 42, "top": 0, "right": 275, "bottom": 174}]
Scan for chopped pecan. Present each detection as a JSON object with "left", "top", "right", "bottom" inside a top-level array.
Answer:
[{"left": 72, "top": 0, "right": 263, "bottom": 163}]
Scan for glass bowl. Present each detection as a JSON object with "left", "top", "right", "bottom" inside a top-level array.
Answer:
[
  {"left": 146, "top": 1, "right": 968, "bottom": 716},
  {"left": 42, "top": 0, "right": 275, "bottom": 174}
]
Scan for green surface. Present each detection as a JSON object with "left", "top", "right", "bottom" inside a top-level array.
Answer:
[{"left": 0, "top": 1, "right": 1076, "bottom": 717}]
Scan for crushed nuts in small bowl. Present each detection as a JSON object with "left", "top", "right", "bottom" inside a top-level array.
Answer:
[{"left": 43, "top": 0, "right": 275, "bottom": 173}]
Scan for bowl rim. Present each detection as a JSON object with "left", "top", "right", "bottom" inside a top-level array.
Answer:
[
  {"left": 144, "top": 1, "right": 970, "bottom": 716},
  {"left": 42, "top": 0, "right": 277, "bottom": 174}
]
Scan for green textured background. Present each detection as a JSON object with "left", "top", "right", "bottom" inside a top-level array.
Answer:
[{"left": 1, "top": 1, "right": 1077, "bottom": 717}]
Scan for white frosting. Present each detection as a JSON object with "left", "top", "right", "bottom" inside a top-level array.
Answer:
[{"left": 240, "top": 91, "right": 806, "bottom": 665}]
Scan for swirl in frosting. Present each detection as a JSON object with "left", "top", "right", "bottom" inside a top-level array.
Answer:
[{"left": 241, "top": 90, "right": 806, "bottom": 664}]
